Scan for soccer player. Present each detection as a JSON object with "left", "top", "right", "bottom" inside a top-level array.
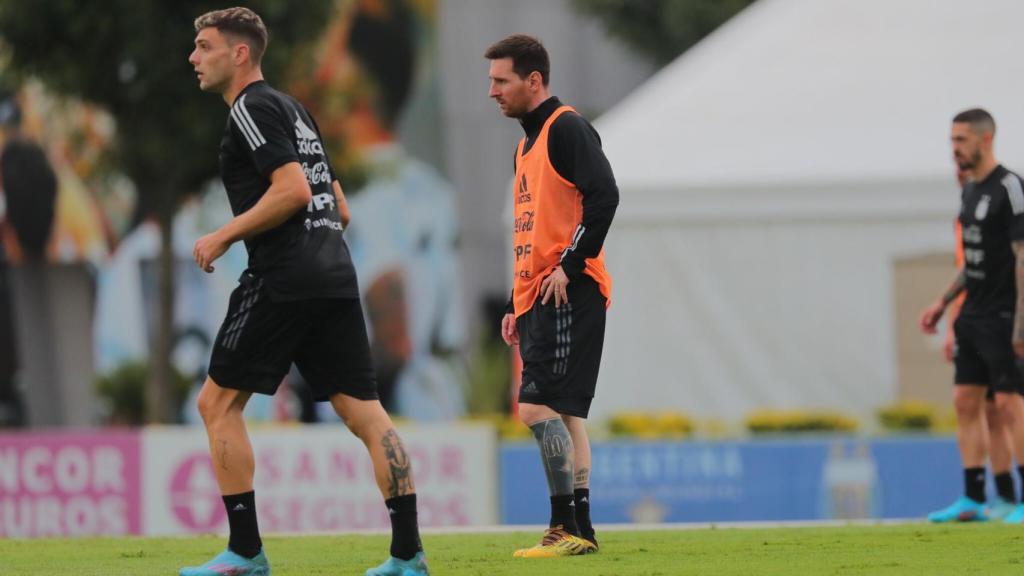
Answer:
[
  {"left": 485, "top": 34, "right": 617, "bottom": 556},
  {"left": 920, "top": 108, "right": 1024, "bottom": 523},
  {"left": 183, "top": 8, "right": 428, "bottom": 575},
  {"left": 944, "top": 167, "right": 1017, "bottom": 518}
]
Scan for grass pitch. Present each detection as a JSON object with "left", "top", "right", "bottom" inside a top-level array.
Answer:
[{"left": 2, "top": 523, "right": 1024, "bottom": 575}]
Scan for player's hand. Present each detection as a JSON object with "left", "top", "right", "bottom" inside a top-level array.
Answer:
[
  {"left": 1014, "top": 338, "right": 1024, "bottom": 359},
  {"left": 193, "top": 230, "right": 230, "bottom": 273},
  {"left": 540, "top": 266, "right": 570, "bottom": 308},
  {"left": 918, "top": 300, "right": 945, "bottom": 334},
  {"left": 501, "top": 313, "right": 519, "bottom": 346},
  {"left": 1014, "top": 314, "right": 1024, "bottom": 358}
]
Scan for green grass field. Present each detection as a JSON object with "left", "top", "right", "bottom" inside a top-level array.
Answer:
[{"left": 2, "top": 523, "right": 1024, "bottom": 575}]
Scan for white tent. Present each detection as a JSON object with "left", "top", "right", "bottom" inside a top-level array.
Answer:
[{"left": 590, "top": 0, "right": 1024, "bottom": 422}]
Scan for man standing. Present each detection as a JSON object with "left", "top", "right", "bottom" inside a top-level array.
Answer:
[
  {"left": 942, "top": 167, "right": 1017, "bottom": 518},
  {"left": 185, "top": 8, "right": 428, "bottom": 575},
  {"left": 920, "top": 108, "right": 1024, "bottom": 523},
  {"left": 486, "top": 34, "right": 617, "bottom": 557}
]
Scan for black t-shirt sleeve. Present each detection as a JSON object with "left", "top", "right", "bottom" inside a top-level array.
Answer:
[
  {"left": 547, "top": 112, "right": 619, "bottom": 277},
  {"left": 1005, "top": 173, "right": 1024, "bottom": 241},
  {"left": 230, "top": 93, "right": 297, "bottom": 179}
]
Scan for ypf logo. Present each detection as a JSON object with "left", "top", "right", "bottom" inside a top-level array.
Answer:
[{"left": 169, "top": 453, "right": 227, "bottom": 531}]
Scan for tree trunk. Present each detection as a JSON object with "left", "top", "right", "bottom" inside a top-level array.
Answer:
[{"left": 146, "top": 196, "right": 177, "bottom": 424}]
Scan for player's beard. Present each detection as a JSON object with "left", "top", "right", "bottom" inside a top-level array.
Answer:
[{"left": 957, "top": 149, "right": 981, "bottom": 171}]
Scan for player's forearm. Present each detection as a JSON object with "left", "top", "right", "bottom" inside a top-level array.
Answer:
[
  {"left": 332, "top": 180, "right": 351, "bottom": 228},
  {"left": 1013, "top": 242, "right": 1024, "bottom": 341},
  {"left": 559, "top": 201, "right": 617, "bottom": 276},
  {"left": 939, "top": 270, "right": 967, "bottom": 307},
  {"left": 221, "top": 176, "right": 311, "bottom": 243}
]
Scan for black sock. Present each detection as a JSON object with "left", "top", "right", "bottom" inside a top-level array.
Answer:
[
  {"left": 386, "top": 494, "right": 423, "bottom": 561},
  {"left": 574, "top": 488, "right": 594, "bottom": 540},
  {"left": 550, "top": 494, "right": 578, "bottom": 534},
  {"left": 964, "top": 467, "right": 986, "bottom": 503},
  {"left": 223, "top": 491, "right": 261, "bottom": 558},
  {"left": 996, "top": 471, "right": 1017, "bottom": 503}
]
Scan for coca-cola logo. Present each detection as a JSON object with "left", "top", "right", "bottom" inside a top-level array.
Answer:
[{"left": 302, "top": 162, "right": 331, "bottom": 186}]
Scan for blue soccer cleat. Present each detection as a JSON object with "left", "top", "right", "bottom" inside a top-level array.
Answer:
[
  {"left": 927, "top": 496, "right": 987, "bottom": 523},
  {"left": 989, "top": 497, "right": 1017, "bottom": 521},
  {"left": 1002, "top": 503, "right": 1024, "bottom": 524},
  {"left": 365, "top": 551, "right": 430, "bottom": 576},
  {"left": 179, "top": 548, "right": 270, "bottom": 576}
]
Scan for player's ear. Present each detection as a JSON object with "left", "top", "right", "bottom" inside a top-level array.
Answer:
[
  {"left": 528, "top": 70, "right": 542, "bottom": 91},
  {"left": 233, "top": 41, "right": 251, "bottom": 66}
]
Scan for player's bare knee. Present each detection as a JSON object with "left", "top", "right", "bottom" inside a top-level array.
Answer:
[
  {"left": 953, "top": 389, "right": 985, "bottom": 418},
  {"left": 995, "top": 396, "right": 1020, "bottom": 425},
  {"left": 985, "top": 401, "right": 1001, "bottom": 424},
  {"left": 516, "top": 406, "right": 533, "bottom": 426},
  {"left": 518, "top": 403, "right": 551, "bottom": 426},
  {"left": 332, "top": 397, "right": 388, "bottom": 441},
  {"left": 196, "top": 387, "right": 221, "bottom": 426}
]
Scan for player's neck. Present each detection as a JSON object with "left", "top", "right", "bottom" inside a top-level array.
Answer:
[
  {"left": 524, "top": 90, "right": 552, "bottom": 115},
  {"left": 223, "top": 68, "right": 265, "bottom": 106},
  {"left": 970, "top": 156, "right": 999, "bottom": 183}
]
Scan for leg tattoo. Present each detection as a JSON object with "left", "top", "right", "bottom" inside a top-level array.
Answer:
[
  {"left": 217, "top": 440, "right": 229, "bottom": 471},
  {"left": 382, "top": 429, "right": 414, "bottom": 498},
  {"left": 529, "top": 418, "right": 575, "bottom": 496},
  {"left": 574, "top": 467, "right": 590, "bottom": 489}
]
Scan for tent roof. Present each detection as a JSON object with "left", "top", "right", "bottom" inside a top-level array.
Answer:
[{"left": 597, "top": 0, "right": 1024, "bottom": 191}]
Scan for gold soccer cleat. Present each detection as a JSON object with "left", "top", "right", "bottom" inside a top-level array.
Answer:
[{"left": 513, "top": 526, "right": 597, "bottom": 558}]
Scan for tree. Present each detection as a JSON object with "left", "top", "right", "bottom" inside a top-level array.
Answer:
[
  {"left": 0, "top": 0, "right": 332, "bottom": 423},
  {"left": 572, "top": 0, "right": 755, "bottom": 65}
]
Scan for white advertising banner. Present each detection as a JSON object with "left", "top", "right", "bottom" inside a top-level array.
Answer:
[{"left": 142, "top": 423, "right": 496, "bottom": 535}]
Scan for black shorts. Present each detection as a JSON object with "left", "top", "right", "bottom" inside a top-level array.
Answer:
[
  {"left": 516, "top": 274, "right": 607, "bottom": 418},
  {"left": 208, "top": 272, "right": 378, "bottom": 401},
  {"left": 953, "top": 313, "right": 1024, "bottom": 395}
]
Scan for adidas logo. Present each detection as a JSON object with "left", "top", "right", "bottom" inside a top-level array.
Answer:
[
  {"left": 233, "top": 503, "right": 247, "bottom": 512},
  {"left": 569, "top": 501, "right": 575, "bottom": 507},
  {"left": 521, "top": 380, "right": 538, "bottom": 394},
  {"left": 580, "top": 497, "right": 588, "bottom": 503},
  {"left": 294, "top": 114, "right": 323, "bottom": 154},
  {"left": 388, "top": 507, "right": 398, "bottom": 515}
]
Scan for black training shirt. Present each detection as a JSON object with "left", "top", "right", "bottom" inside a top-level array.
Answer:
[
  {"left": 219, "top": 80, "right": 357, "bottom": 300},
  {"left": 959, "top": 164, "right": 1024, "bottom": 317}
]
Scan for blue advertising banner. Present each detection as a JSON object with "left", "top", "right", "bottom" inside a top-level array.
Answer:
[{"left": 500, "top": 437, "right": 968, "bottom": 524}]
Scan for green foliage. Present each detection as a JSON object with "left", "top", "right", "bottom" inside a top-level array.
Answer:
[
  {"left": 572, "top": 0, "right": 756, "bottom": 65},
  {"left": 608, "top": 410, "right": 693, "bottom": 439},
  {"left": 94, "top": 361, "right": 191, "bottom": 425},
  {"left": 746, "top": 409, "right": 858, "bottom": 434},
  {"left": 877, "top": 401, "right": 935, "bottom": 432},
  {"left": 0, "top": 0, "right": 333, "bottom": 216}
]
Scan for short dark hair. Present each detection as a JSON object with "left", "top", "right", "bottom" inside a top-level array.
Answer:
[
  {"left": 953, "top": 108, "right": 996, "bottom": 135},
  {"left": 194, "top": 7, "right": 269, "bottom": 65},
  {"left": 484, "top": 34, "right": 550, "bottom": 86}
]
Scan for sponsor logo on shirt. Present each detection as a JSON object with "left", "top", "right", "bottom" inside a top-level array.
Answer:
[
  {"left": 515, "top": 211, "right": 535, "bottom": 233},
  {"left": 307, "top": 192, "right": 335, "bottom": 213},
  {"left": 302, "top": 161, "right": 331, "bottom": 186},
  {"left": 975, "top": 194, "right": 991, "bottom": 220},
  {"left": 294, "top": 114, "right": 324, "bottom": 155}
]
